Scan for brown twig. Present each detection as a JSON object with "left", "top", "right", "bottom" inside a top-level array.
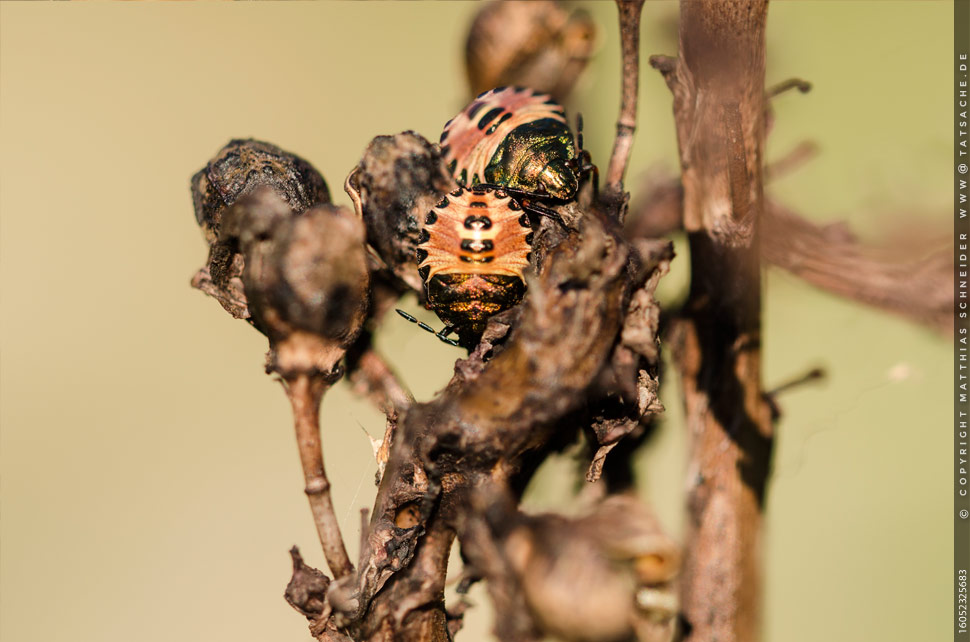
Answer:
[
  {"left": 763, "top": 140, "right": 818, "bottom": 182},
  {"left": 766, "top": 77, "right": 812, "bottom": 99},
  {"left": 346, "top": 347, "right": 413, "bottom": 418},
  {"left": 762, "top": 200, "right": 953, "bottom": 333},
  {"left": 605, "top": 0, "right": 646, "bottom": 193},
  {"left": 722, "top": 102, "right": 751, "bottom": 225},
  {"left": 284, "top": 373, "right": 355, "bottom": 580},
  {"left": 766, "top": 367, "right": 825, "bottom": 397},
  {"left": 354, "top": 510, "right": 456, "bottom": 642}
]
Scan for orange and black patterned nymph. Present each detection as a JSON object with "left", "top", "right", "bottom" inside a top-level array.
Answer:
[{"left": 417, "top": 185, "right": 532, "bottom": 343}]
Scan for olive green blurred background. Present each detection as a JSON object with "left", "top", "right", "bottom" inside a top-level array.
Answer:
[{"left": 0, "top": 2, "right": 952, "bottom": 641}]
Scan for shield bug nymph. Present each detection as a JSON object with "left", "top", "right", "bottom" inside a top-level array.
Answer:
[
  {"left": 439, "top": 86, "right": 595, "bottom": 203},
  {"left": 397, "top": 185, "right": 533, "bottom": 348}
]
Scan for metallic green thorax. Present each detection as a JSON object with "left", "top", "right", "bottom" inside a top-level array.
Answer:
[{"left": 482, "top": 118, "right": 577, "bottom": 200}]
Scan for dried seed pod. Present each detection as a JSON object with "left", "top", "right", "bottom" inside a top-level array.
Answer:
[
  {"left": 192, "top": 138, "right": 330, "bottom": 244},
  {"left": 465, "top": 0, "right": 595, "bottom": 102},
  {"left": 584, "top": 495, "right": 680, "bottom": 587},
  {"left": 190, "top": 139, "right": 331, "bottom": 321},
  {"left": 492, "top": 495, "right": 679, "bottom": 642},
  {"left": 501, "top": 513, "right": 639, "bottom": 642},
  {"left": 224, "top": 188, "right": 370, "bottom": 377},
  {"left": 347, "top": 132, "right": 456, "bottom": 291}
]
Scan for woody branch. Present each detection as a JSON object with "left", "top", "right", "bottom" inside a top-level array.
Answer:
[{"left": 650, "top": 1, "right": 774, "bottom": 641}]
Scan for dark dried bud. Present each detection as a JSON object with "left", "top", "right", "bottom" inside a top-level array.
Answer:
[
  {"left": 191, "top": 139, "right": 330, "bottom": 244},
  {"left": 223, "top": 188, "right": 370, "bottom": 377},
  {"left": 346, "top": 132, "right": 455, "bottom": 292},
  {"left": 465, "top": 0, "right": 596, "bottom": 102},
  {"left": 284, "top": 546, "right": 331, "bottom": 620}
]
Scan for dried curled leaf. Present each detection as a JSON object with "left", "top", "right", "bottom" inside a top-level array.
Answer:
[{"left": 285, "top": 546, "right": 331, "bottom": 620}]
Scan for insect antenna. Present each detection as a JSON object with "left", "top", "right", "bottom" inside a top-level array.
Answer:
[{"left": 395, "top": 309, "right": 461, "bottom": 347}]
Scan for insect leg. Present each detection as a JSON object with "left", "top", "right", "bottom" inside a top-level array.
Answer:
[
  {"left": 582, "top": 151, "right": 600, "bottom": 198},
  {"left": 567, "top": 148, "right": 599, "bottom": 199},
  {"left": 471, "top": 182, "right": 510, "bottom": 197},
  {"left": 470, "top": 183, "right": 571, "bottom": 230},
  {"left": 395, "top": 309, "right": 461, "bottom": 347},
  {"left": 433, "top": 326, "right": 461, "bottom": 347},
  {"left": 522, "top": 200, "right": 571, "bottom": 231},
  {"left": 576, "top": 113, "right": 584, "bottom": 153}
]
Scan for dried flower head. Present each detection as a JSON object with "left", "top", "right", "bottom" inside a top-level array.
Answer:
[
  {"left": 465, "top": 0, "right": 595, "bottom": 102},
  {"left": 190, "top": 139, "right": 332, "bottom": 322}
]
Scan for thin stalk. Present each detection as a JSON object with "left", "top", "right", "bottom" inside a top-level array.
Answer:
[
  {"left": 286, "top": 373, "right": 355, "bottom": 579},
  {"left": 605, "top": 0, "right": 646, "bottom": 192}
]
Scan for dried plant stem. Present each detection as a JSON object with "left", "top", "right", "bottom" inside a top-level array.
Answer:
[
  {"left": 285, "top": 373, "right": 355, "bottom": 579},
  {"left": 653, "top": 1, "right": 773, "bottom": 640},
  {"left": 347, "top": 348, "right": 413, "bottom": 418},
  {"left": 626, "top": 176, "right": 953, "bottom": 333},
  {"left": 762, "top": 201, "right": 953, "bottom": 332},
  {"left": 605, "top": 0, "right": 645, "bottom": 192},
  {"left": 357, "top": 513, "right": 455, "bottom": 642}
]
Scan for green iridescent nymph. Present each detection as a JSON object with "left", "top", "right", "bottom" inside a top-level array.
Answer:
[
  {"left": 481, "top": 117, "right": 578, "bottom": 200},
  {"left": 439, "top": 87, "right": 583, "bottom": 202}
]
